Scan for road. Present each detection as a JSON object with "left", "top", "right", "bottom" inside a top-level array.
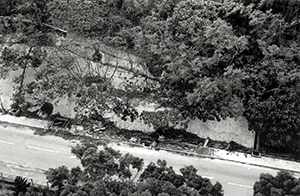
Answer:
[
  {"left": 0, "top": 123, "right": 80, "bottom": 184},
  {"left": 0, "top": 122, "right": 280, "bottom": 196}
]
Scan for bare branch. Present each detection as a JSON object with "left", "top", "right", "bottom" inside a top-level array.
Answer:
[{"left": 55, "top": 46, "right": 159, "bottom": 81}]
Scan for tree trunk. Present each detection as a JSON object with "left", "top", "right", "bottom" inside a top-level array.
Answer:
[
  {"left": 0, "top": 96, "right": 7, "bottom": 114},
  {"left": 14, "top": 47, "right": 33, "bottom": 112},
  {"left": 14, "top": 63, "right": 27, "bottom": 113}
]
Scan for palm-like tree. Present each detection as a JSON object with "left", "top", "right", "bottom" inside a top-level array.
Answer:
[{"left": 13, "top": 176, "right": 31, "bottom": 196}]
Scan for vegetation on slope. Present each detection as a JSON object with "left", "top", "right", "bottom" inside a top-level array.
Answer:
[
  {"left": 49, "top": 0, "right": 300, "bottom": 156},
  {"left": 0, "top": 0, "right": 300, "bottom": 157}
]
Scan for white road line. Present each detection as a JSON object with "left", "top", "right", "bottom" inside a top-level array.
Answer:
[
  {"left": 202, "top": 176, "right": 215, "bottom": 179},
  {"left": 227, "top": 182, "right": 252, "bottom": 189},
  {"left": 0, "top": 140, "right": 14, "bottom": 145},
  {"left": 27, "top": 146, "right": 59, "bottom": 154},
  {"left": 69, "top": 155, "right": 77, "bottom": 159}
]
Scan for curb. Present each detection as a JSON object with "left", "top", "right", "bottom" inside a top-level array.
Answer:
[
  {"left": 197, "top": 153, "right": 300, "bottom": 175},
  {"left": 0, "top": 120, "right": 45, "bottom": 130},
  {"left": 0, "top": 114, "right": 48, "bottom": 129},
  {"left": 115, "top": 141, "right": 300, "bottom": 175}
]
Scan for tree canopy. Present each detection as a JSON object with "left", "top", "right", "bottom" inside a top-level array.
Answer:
[
  {"left": 254, "top": 171, "right": 300, "bottom": 196},
  {"left": 44, "top": 142, "right": 223, "bottom": 196}
]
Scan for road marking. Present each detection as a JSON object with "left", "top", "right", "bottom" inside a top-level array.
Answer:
[
  {"left": 202, "top": 176, "right": 215, "bottom": 179},
  {"left": 227, "top": 182, "right": 252, "bottom": 189},
  {"left": 0, "top": 140, "right": 14, "bottom": 145},
  {"left": 27, "top": 146, "right": 59, "bottom": 154},
  {"left": 69, "top": 155, "right": 77, "bottom": 159}
]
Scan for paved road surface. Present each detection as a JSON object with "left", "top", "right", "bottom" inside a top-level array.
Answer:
[
  {"left": 0, "top": 123, "right": 281, "bottom": 196},
  {"left": 0, "top": 123, "right": 80, "bottom": 184}
]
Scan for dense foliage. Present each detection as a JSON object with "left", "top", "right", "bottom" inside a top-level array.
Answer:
[
  {"left": 12, "top": 176, "right": 31, "bottom": 196},
  {"left": 44, "top": 142, "right": 223, "bottom": 196},
  {"left": 253, "top": 171, "right": 300, "bottom": 196},
  {"left": 47, "top": 0, "right": 300, "bottom": 155},
  {"left": 1, "top": 0, "right": 300, "bottom": 155}
]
